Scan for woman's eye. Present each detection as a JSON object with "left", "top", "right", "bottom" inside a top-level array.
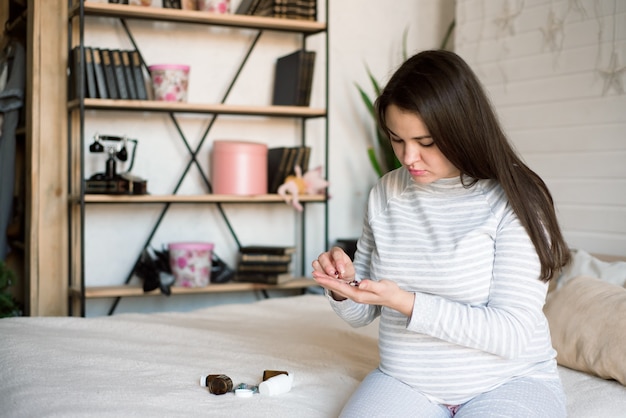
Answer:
[
  {"left": 390, "top": 136, "right": 403, "bottom": 143},
  {"left": 420, "top": 140, "right": 435, "bottom": 147}
]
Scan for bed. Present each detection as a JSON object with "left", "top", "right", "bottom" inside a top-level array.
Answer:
[{"left": 1, "top": 252, "right": 625, "bottom": 417}]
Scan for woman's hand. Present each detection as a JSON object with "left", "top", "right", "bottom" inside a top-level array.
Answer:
[
  {"left": 311, "top": 247, "right": 415, "bottom": 316},
  {"left": 312, "top": 246, "right": 354, "bottom": 281}
]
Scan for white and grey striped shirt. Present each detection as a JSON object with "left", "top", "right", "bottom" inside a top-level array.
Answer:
[{"left": 329, "top": 168, "right": 559, "bottom": 405}]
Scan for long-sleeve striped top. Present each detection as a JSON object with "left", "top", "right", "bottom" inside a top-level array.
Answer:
[{"left": 327, "top": 168, "right": 559, "bottom": 405}]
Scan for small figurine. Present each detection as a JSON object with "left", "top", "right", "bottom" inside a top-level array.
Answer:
[{"left": 277, "top": 165, "right": 329, "bottom": 211}]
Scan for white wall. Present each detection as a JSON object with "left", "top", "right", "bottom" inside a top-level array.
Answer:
[
  {"left": 327, "top": 0, "right": 456, "bottom": 240},
  {"left": 82, "top": 0, "right": 455, "bottom": 316},
  {"left": 455, "top": 0, "right": 626, "bottom": 257}
]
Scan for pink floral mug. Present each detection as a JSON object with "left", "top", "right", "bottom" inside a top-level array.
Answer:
[
  {"left": 168, "top": 242, "right": 214, "bottom": 287},
  {"left": 148, "top": 64, "right": 190, "bottom": 102}
]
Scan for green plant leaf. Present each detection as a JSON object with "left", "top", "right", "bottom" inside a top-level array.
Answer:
[
  {"left": 440, "top": 20, "right": 456, "bottom": 50},
  {"left": 357, "top": 71, "right": 399, "bottom": 176},
  {"left": 379, "top": 131, "right": 401, "bottom": 173},
  {"left": 367, "top": 146, "right": 383, "bottom": 178},
  {"left": 356, "top": 83, "right": 386, "bottom": 175},
  {"left": 355, "top": 83, "right": 376, "bottom": 120},
  {"left": 365, "top": 65, "right": 382, "bottom": 97},
  {"left": 402, "top": 26, "right": 409, "bottom": 61}
]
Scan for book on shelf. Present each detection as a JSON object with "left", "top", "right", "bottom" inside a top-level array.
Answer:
[
  {"left": 111, "top": 49, "right": 129, "bottom": 100},
  {"left": 289, "top": 145, "right": 311, "bottom": 176},
  {"left": 70, "top": 46, "right": 82, "bottom": 100},
  {"left": 162, "top": 0, "right": 184, "bottom": 8},
  {"left": 298, "top": 51, "right": 316, "bottom": 106},
  {"left": 70, "top": 46, "right": 99, "bottom": 100},
  {"left": 237, "top": 263, "right": 291, "bottom": 274},
  {"left": 239, "top": 245, "right": 296, "bottom": 255},
  {"left": 235, "top": 0, "right": 263, "bottom": 14},
  {"left": 272, "top": 49, "right": 316, "bottom": 107},
  {"left": 267, "top": 147, "right": 295, "bottom": 194},
  {"left": 234, "top": 272, "right": 293, "bottom": 285},
  {"left": 267, "top": 146, "right": 311, "bottom": 193},
  {"left": 84, "top": 47, "right": 98, "bottom": 99},
  {"left": 92, "top": 48, "right": 109, "bottom": 99},
  {"left": 120, "top": 50, "right": 138, "bottom": 100},
  {"left": 100, "top": 49, "right": 119, "bottom": 99},
  {"left": 252, "top": 0, "right": 317, "bottom": 21},
  {"left": 280, "top": 147, "right": 298, "bottom": 182},
  {"left": 300, "top": 146, "right": 311, "bottom": 175},
  {"left": 267, "top": 146, "right": 290, "bottom": 194},
  {"left": 283, "top": 146, "right": 299, "bottom": 176},
  {"left": 130, "top": 50, "right": 149, "bottom": 100},
  {"left": 239, "top": 253, "right": 293, "bottom": 264}
]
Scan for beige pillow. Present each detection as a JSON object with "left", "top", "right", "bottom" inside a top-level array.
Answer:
[{"left": 544, "top": 275, "right": 626, "bottom": 386}]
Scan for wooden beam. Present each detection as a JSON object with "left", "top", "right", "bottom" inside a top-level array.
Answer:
[{"left": 26, "top": 0, "right": 68, "bottom": 316}]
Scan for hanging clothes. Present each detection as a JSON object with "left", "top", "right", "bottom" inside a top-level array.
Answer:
[{"left": 0, "top": 39, "right": 25, "bottom": 261}]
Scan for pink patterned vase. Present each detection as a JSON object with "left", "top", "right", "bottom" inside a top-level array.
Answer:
[
  {"left": 148, "top": 64, "right": 190, "bottom": 102},
  {"left": 168, "top": 242, "right": 214, "bottom": 287}
]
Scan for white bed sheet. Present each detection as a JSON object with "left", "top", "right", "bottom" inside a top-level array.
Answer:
[{"left": 1, "top": 294, "right": 624, "bottom": 417}]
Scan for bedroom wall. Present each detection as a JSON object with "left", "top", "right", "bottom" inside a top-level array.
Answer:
[
  {"left": 82, "top": 0, "right": 455, "bottom": 316},
  {"left": 454, "top": 0, "right": 626, "bottom": 256}
]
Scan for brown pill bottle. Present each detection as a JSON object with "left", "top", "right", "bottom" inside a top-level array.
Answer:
[{"left": 200, "top": 374, "right": 233, "bottom": 395}]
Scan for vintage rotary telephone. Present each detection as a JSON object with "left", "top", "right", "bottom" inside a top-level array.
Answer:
[{"left": 85, "top": 134, "right": 148, "bottom": 195}]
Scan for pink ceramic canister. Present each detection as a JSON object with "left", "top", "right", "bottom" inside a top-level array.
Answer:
[
  {"left": 168, "top": 242, "right": 214, "bottom": 287},
  {"left": 211, "top": 140, "right": 268, "bottom": 195},
  {"left": 148, "top": 64, "right": 190, "bottom": 102},
  {"left": 197, "top": 0, "right": 230, "bottom": 13}
]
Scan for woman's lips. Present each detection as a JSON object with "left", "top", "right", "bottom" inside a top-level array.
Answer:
[{"left": 408, "top": 168, "right": 427, "bottom": 176}]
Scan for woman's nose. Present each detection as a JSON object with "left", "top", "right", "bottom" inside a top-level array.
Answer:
[{"left": 403, "top": 143, "right": 421, "bottom": 165}]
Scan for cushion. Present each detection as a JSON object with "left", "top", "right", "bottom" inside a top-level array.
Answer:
[
  {"left": 544, "top": 275, "right": 626, "bottom": 385},
  {"left": 556, "top": 250, "right": 626, "bottom": 290}
]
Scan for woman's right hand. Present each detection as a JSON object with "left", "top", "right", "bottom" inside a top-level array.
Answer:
[
  {"left": 312, "top": 246, "right": 354, "bottom": 280},
  {"left": 311, "top": 247, "right": 356, "bottom": 300}
]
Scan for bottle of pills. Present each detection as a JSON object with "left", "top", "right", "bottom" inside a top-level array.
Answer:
[
  {"left": 258, "top": 373, "right": 293, "bottom": 396},
  {"left": 200, "top": 374, "right": 233, "bottom": 395}
]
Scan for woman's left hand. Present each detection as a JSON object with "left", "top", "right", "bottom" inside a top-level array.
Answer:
[{"left": 312, "top": 272, "right": 415, "bottom": 317}]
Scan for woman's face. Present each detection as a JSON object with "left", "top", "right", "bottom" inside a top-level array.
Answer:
[{"left": 385, "top": 104, "right": 460, "bottom": 184}]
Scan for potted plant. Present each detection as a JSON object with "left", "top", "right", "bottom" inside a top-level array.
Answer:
[{"left": 356, "top": 22, "right": 455, "bottom": 177}]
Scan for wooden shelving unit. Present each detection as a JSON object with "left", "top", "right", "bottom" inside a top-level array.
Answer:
[{"left": 67, "top": 1, "right": 328, "bottom": 315}]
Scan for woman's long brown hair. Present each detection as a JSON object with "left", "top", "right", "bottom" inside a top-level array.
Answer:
[{"left": 375, "top": 50, "right": 570, "bottom": 281}]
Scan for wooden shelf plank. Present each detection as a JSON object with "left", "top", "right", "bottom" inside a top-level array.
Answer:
[
  {"left": 68, "top": 99, "right": 326, "bottom": 118},
  {"left": 74, "top": 3, "right": 326, "bottom": 34},
  {"left": 70, "top": 193, "right": 326, "bottom": 204},
  {"left": 71, "top": 278, "right": 317, "bottom": 299}
]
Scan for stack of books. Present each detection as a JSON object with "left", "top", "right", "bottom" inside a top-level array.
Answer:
[
  {"left": 272, "top": 49, "right": 316, "bottom": 107},
  {"left": 235, "top": 246, "right": 296, "bottom": 284},
  {"left": 266, "top": 145, "right": 311, "bottom": 194},
  {"left": 236, "top": 0, "right": 317, "bottom": 21},
  {"left": 70, "top": 46, "right": 149, "bottom": 101}
]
